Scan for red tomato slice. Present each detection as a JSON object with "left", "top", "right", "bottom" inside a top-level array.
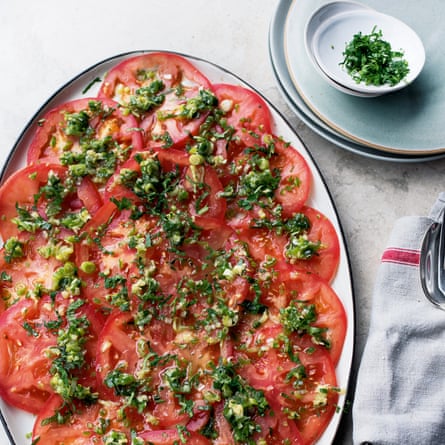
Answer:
[
  {"left": 0, "top": 298, "right": 55, "bottom": 413},
  {"left": 154, "top": 146, "right": 191, "bottom": 169},
  {"left": 294, "top": 206, "right": 340, "bottom": 283},
  {"left": 77, "top": 176, "right": 105, "bottom": 215},
  {"left": 95, "top": 311, "right": 176, "bottom": 398},
  {"left": 0, "top": 163, "right": 102, "bottom": 241},
  {"left": 271, "top": 138, "right": 312, "bottom": 217},
  {"left": 0, "top": 296, "right": 102, "bottom": 414},
  {"left": 95, "top": 311, "right": 217, "bottom": 432},
  {"left": 260, "top": 268, "right": 347, "bottom": 366},
  {"left": 27, "top": 97, "right": 143, "bottom": 166},
  {"left": 33, "top": 395, "right": 102, "bottom": 444},
  {"left": 186, "top": 165, "right": 227, "bottom": 229},
  {"left": 98, "top": 52, "right": 213, "bottom": 148},
  {"left": 223, "top": 135, "right": 311, "bottom": 231},
  {"left": 237, "top": 206, "right": 340, "bottom": 283},
  {"left": 75, "top": 203, "right": 141, "bottom": 312},
  {"left": 102, "top": 155, "right": 142, "bottom": 203},
  {"left": 32, "top": 394, "right": 146, "bottom": 444},
  {"left": 0, "top": 231, "right": 66, "bottom": 311},
  {"left": 234, "top": 322, "right": 339, "bottom": 445},
  {"left": 212, "top": 83, "right": 272, "bottom": 149},
  {"left": 140, "top": 429, "right": 212, "bottom": 444}
]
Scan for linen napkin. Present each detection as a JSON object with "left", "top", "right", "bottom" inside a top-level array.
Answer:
[{"left": 353, "top": 193, "right": 445, "bottom": 445}]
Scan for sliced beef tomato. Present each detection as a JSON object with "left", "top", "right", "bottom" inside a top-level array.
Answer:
[
  {"left": 0, "top": 295, "right": 103, "bottom": 414},
  {"left": 185, "top": 165, "right": 227, "bottom": 229},
  {"left": 259, "top": 268, "right": 347, "bottom": 366},
  {"left": 140, "top": 429, "right": 212, "bottom": 444},
  {"left": 0, "top": 298, "right": 55, "bottom": 413},
  {"left": 95, "top": 311, "right": 216, "bottom": 431},
  {"left": 223, "top": 135, "right": 311, "bottom": 232},
  {"left": 212, "top": 83, "right": 272, "bottom": 149},
  {"left": 32, "top": 394, "right": 146, "bottom": 444},
  {"left": 271, "top": 137, "right": 312, "bottom": 217},
  {"left": 238, "top": 206, "right": 340, "bottom": 283},
  {"left": 0, "top": 163, "right": 102, "bottom": 241},
  {"left": 26, "top": 98, "right": 143, "bottom": 178},
  {"left": 0, "top": 231, "right": 66, "bottom": 311},
  {"left": 234, "top": 322, "right": 339, "bottom": 445},
  {"left": 293, "top": 206, "right": 340, "bottom": 283},
  {"left": 99, "top": 52, "right": 213, "bottom": 149},
  {"left": 75, "top": 202, "right": 139, "bottom": 312}
]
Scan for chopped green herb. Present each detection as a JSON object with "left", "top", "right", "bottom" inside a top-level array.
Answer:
[
  {"left": 340, "top": 26, "right": 410, "bottom": 86},
  {"left": 125, "top": 80, "right": 165, "bottom": 116},
  {"left": 286, "top": 234, "right": 321, "bottom": 260},
  {"left": 280, "top": 301, "right": 330, "bottom": 349},
  {"left": 82, "top": 76, "right": 102, "bottom": 94},
  {"left": 3, "top": 237, "right": 24, "bottom": 263},
  {"left": 211, "top": 361, "right": 269, "bottom": 445}
]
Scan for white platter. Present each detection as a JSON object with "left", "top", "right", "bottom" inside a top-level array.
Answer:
[{"left": 0, "top": 51, "right": 355, "bottom": 445}]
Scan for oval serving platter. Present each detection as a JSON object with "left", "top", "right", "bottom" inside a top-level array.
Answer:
[{"left": 0, "top": 51, "right": 355, "bottom": 445}]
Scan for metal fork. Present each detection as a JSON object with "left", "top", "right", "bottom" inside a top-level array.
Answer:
[{"left": 419, "top": 210, "right": 445, "bottom": 310}]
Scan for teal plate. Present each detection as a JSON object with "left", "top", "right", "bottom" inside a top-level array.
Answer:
[{"left": 283, "top": 0, "right": 445, "bottom": 155}]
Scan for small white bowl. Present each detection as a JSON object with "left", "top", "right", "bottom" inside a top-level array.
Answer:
[
  {"left": 304, "top": 1, "right": 379, "bottom": 97},
  {"left": 305, "top": 2, "right": 426, "bottom": 96}
]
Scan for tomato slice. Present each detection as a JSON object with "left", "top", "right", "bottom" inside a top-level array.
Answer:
[
  {"left": 0, "top": 163, "right": 102, "bottom": 241},
  {"left": 75, "top": 203, "right": 141, "bottom": 312},
  {"left": 27, "top": 98, "right": 143, "bottom": 172},
  {"left": 33, "top": 395, "right": 102, "bottom": 444},
  {"left": 186, "top": 165, "right": 227, "bottom": 229},
  {"left": 271, "top": 138, "right": 312, "bottom": 217},
  {"left": 95, "top": 311, "right": 218, "bottom": 432},
  {"left": 0, "top": 298, "right": 55, "bottom": 413},
  {"left": 0, "top": 295, "right": 103, "bottom": 414},
  {"left": 237, "top": 205, "right": 340, "bottom": 283},
  {"left": 95, "top": 311, "right": 176, "bottom": 397},
  {"left": 32, "top": 394, "right": 145, "bottom": 444},
  {"left": 294, "top": 206, "right": 340, "bottom": 283},
  {"left": 102, "top": 155, "right": 142, "bottom": 203},
  {"left": 234, "top": 322, "right": 339, "bottom": 445},
  {"left": 0, "top": 231, "right": 66, "bottom": 311},
  {"left": 212, "top": 83, "right": 272, "bottom": 149},
  {"left": 140, "top": 430, "right": 212, "bottom": 444},
  {"left": 259, "top": 268, "right": 347, "bottom": 366},
  {"left": 98, "top": 52, "right": 213, "bottom": 148}
]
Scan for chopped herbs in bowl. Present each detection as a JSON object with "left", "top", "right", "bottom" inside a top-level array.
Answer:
[
  {"left": 305, "top": 3, "right": 426, "bottom": 96},
  {"left": 340, "top": 26, "right": 410, "bottom": 87}
]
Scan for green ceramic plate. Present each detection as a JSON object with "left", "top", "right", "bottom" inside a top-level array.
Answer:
[{"left": 284, "top": 0, "right": 445, "bottom": 155}]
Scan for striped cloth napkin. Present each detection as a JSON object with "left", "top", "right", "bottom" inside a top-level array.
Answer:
[{"left": 352, "top": 193, "right": 445, "bottom": 444}]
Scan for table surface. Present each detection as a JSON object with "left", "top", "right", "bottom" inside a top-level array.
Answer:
[{"left": 2, "top": 1, "right": 444, "bottom": 443}]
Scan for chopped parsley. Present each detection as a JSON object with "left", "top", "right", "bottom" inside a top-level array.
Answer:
[
  {"left": 125, "top": 79, "right": 165, "bottom": 116},
  {"left": 340, "top": 26, "right": 410, "bottom": 86},
  {"left": 3, "top": 237, "right": 24, "bottom": 263},
  {"left": 48, "top": 299, "right": 98, "bottom": 405},
  {"left": 211, "top": 361, "right": 269, "bottom": 445},
  {"left": 64, "top": 110, "right": 90, "bottom": 137},
  {"left": 285, "top": 234, "right": 321, "bottom": 260},
  {"left": 61, "top": 136, "right": 128, "bottom": 184},
  {"left": 280, "top": 301, "right": 330, "bottom": 349}
]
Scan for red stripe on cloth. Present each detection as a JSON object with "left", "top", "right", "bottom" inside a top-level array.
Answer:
[{"left": 381, "top": 247, "right": 420, "bottom": 266}]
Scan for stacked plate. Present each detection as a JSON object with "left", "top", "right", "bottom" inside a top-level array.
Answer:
[
  {"left": 304, "top": 1, "right": 425, "bottom": 98},
  {"left": 269, "top": 0, "right": 445, "bottom": 162}
]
